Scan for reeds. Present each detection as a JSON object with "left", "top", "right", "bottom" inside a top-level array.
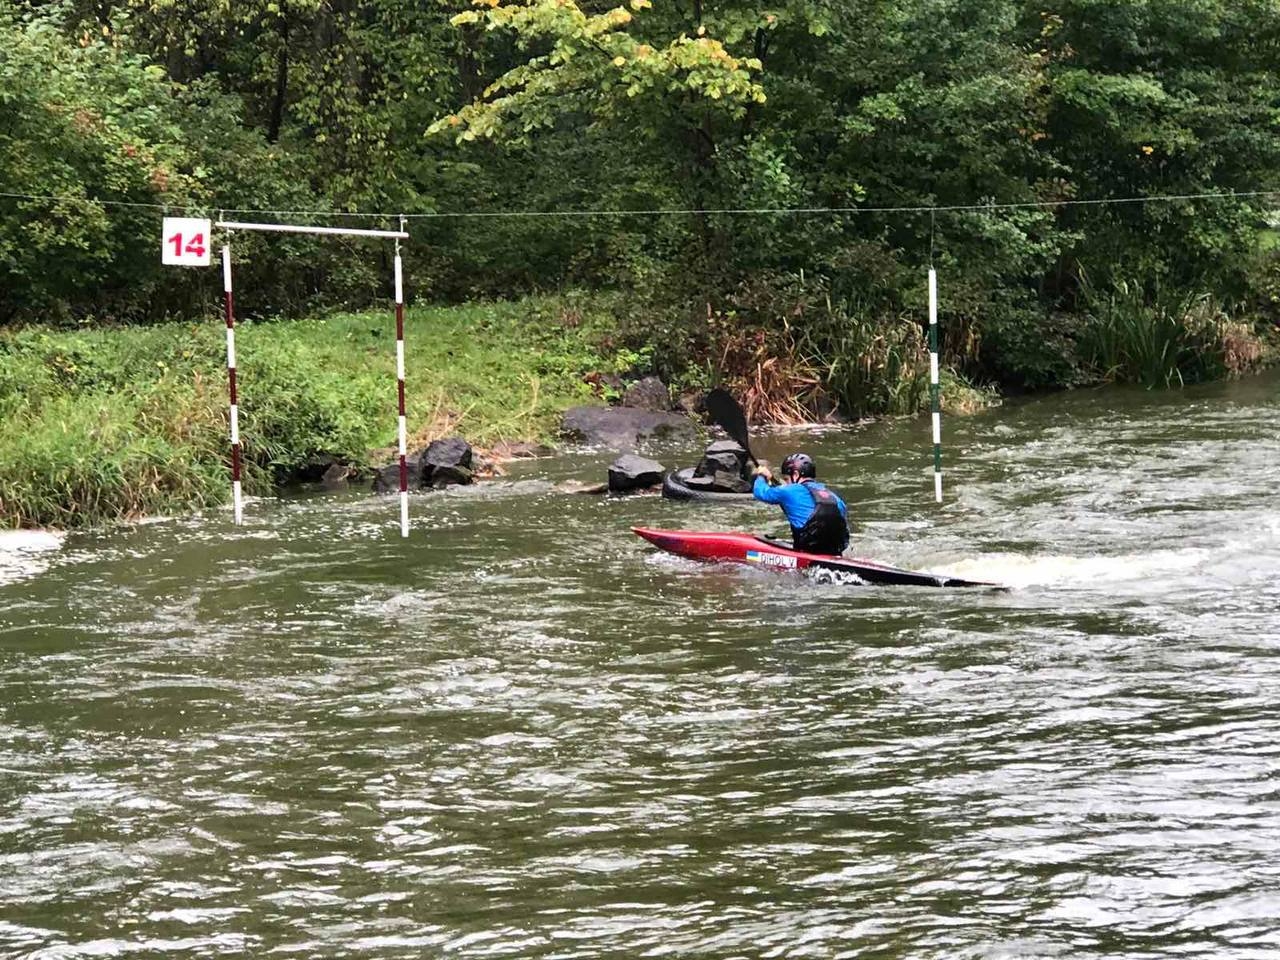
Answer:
[
  {"left": 704, "top": 285, "right": 996, "bottom": 423},
  {"left": 0, "top": 390, "right": 229, "bottom": 528},
  {"left": 799, "top": 302, "right": 932, "bottom": 419},
  {"left": 1078, "top": 278, "right": 1267, "bottom": 387},
  {"left": 711, "top": 315, "right": 824, "bottom": 425}
]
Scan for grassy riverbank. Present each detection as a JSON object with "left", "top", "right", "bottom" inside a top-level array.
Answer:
[
  {"left": 0, "top": 297, "right": 618, "bottom": 529},
  {"left": 3, "top": 288, "right": 1276, "bottom": 530}
]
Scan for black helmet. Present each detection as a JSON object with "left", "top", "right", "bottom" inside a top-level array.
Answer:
[{"left": 781, "top": 452, "right": 816, "bottom": 479}]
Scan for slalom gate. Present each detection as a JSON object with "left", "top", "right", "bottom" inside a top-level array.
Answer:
[{"left": 214, "top": 219, "right": 413, "bottom": 536}]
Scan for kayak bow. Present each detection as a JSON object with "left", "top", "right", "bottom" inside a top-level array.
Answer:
[{"left": 632, "top": 526, "right": 1003, "bottom": 589}]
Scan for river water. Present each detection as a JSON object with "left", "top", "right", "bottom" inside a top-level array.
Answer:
[{"left": 2, "top": 372, "right": 1279, "bottom": 959}]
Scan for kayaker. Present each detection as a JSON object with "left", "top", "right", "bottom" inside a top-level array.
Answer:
[{"left": 752, "top": 452, "right": 850, "bottom": 556}]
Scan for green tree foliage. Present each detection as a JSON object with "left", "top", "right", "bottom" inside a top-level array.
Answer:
[
  {"left": 0, "top": 1, "right": 325, "bottom": 321},
  {"left": 1036, "top": 1, "right": 1280, "bottom": 297},
  {"left": 0, "top": 6, "right": 202, "bottom": 320},
  {"left": 429, "top": 0, "right": 766, "bottom": 143},
  {"left": 2, "top": 0, "right": 1278, "bottom": 396}
]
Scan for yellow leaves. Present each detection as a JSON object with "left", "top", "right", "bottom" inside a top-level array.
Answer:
[
  {"left": 1141, "top": 145, "right": 1154, "bottom": 155},
  {"left": 425, "top": 0, "right": 764, "bottom": 140},
  {"left": 453, "top": 0, "right": 496, "bottom": 21}
]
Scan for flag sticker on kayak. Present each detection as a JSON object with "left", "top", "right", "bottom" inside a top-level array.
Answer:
[{"left": 746, "top": 550, "right": 798, "bottom": 569}]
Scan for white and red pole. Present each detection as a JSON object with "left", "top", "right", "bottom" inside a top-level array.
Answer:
[
  {"left": 222, "top": 242, "right": 244, "bottom": 524},
  {"left": 212, "top": 218, "right": 409, "bottom": 530},
  {"left": 394, "top": 234, "right": 409, "bottom": 538}
]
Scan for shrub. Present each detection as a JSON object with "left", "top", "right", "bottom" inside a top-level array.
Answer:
[{"left": 1075, "top": 278, "right": 1268, "bottom": 387}]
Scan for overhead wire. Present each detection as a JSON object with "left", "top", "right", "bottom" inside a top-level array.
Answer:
[{"left": 2, "top": 188, "right": 1280, "bottom": 223}]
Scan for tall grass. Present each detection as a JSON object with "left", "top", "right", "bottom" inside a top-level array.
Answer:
[
  {"left": 1077, "top": 278, "right": 1269, "bottom": 388},
  {"left": 704, "top": 281, "right": 996, "bottom": 423},
  {"left": 0, "top": 297, "right": 612, "bottom": 529},
  {"left": 795, "top": 298, "right": 933, "bottom": 419}
]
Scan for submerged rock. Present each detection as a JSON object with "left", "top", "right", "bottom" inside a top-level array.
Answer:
[
  {"left": 372, "top": 459, "right": 424, "bottom": 493},
  {"left": 487, "top": 440, "right": 556, "bottom": 461},
  {"left": 560, "top": 405, "right": 697, "bottom": 450},
  {"left": 555, "top": 479, "right": 610, "bottom": 495}
]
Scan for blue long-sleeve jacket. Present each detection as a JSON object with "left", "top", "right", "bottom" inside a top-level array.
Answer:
[{"left": 752, "top": 476, "right": 848, "bottom": 529}]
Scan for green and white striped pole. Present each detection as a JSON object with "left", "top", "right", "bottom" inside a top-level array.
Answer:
[{"left": 928, "top": 267, "right": 942, "bottom": 503}]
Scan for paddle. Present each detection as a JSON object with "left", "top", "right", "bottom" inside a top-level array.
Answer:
[{"left": 704, "top": 387, "right": 759, "bottom": 468}]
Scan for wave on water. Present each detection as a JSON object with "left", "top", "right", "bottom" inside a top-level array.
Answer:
[
  {"left": 943, "top": 543, "right": 1216, "bottom": 591},
  {"left": 0, "top": 529, "right": 65, "bottom": 586}
]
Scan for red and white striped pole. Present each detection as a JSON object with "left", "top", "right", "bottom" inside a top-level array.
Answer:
[
  {"left": 222, "top": 241, "right": 244, "bottom": 524},
  {"left": 394, "top": 227, "right": 409, "bottom": 537},
  {"left": 212, "top": 217, "right": 408, "bottom": 529}
]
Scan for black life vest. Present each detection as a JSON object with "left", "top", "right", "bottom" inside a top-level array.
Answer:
[{"left": 792, "top": 481, "right": 850, "bottom": 556}]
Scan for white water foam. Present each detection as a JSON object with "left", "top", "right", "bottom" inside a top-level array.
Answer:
[
  {"left": 940, "top": 543, "right": 1216, "bottom": 591},
  {"left": 0, "top": 529, "right": 65, "bottom": 586}
]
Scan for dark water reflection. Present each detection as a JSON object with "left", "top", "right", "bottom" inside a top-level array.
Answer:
[{"left": 2, "top": 371, "right": 1279, "bottom": 958}]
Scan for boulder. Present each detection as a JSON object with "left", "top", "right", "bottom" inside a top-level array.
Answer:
[
  {"left": 421, "top": 436, "right": 474, "bottom": 488},
  {"left": 691, "top": 439, "right": 752, "bottom": 491},
  {"left": 695, "top": 439, "right": 749, "bottom": 480},
  {"left": 560, "top": 405, "right": 698, "bottom": 450},
  {"left": 372, "top": 437, "right": 475, "bottom": 493},
  {"left": 372, "top": 459, "right": 423, "bottom": 494},
  {"left": 621, "top": 376, "right": 671, "bottom": 411},
  {"left": 607, "top": 454, "right": 665, "bottom": 493},
  {"left": 707, "top": 469, "right": 752, "bottom": 493}
]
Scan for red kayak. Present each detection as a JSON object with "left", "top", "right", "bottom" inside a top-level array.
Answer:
[{"left": 632, "top": 527, "right": 1004, "bottom": 589}]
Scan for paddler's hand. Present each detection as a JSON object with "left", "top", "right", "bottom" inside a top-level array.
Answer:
[{"left": 752, "top": 463, "right": 773, "bottom": 483}]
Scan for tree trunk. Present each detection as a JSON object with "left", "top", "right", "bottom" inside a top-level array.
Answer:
[
  {"left": 266, "top": 10, "right": 290, "bottom": 143},
  {"left": 458, "top": 27, "right": 484, "bottom": 102}
]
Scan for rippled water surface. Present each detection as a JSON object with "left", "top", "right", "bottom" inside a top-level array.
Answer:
[{"left": 3, "top": 372, "right": 1279, "bottom": 958}]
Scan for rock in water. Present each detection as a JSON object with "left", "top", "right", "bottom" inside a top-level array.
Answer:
[{"left": 607, "top": 454, "right": 666, "bottom": 493}]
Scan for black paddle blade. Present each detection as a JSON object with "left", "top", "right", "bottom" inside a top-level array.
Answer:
[{"left": 704, "top": 388, "right": 757, "bottom": 465}]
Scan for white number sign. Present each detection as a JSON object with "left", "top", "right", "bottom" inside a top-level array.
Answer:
[{"left": 161, "top": 217, "right": 212, "bottom": 266}]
